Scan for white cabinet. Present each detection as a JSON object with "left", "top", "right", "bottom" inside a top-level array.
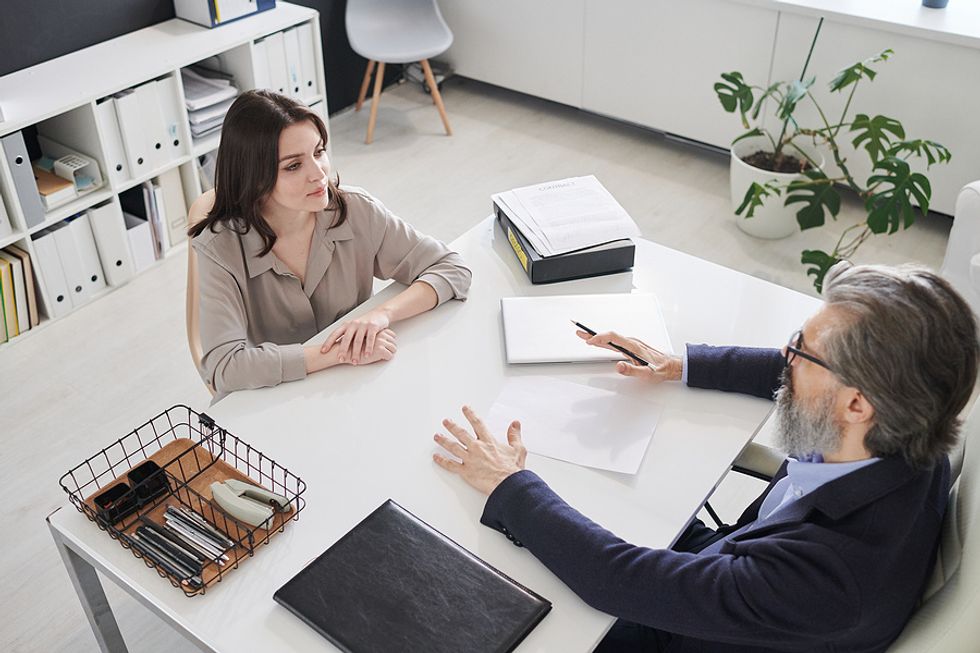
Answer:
[
  {"left": 0, "top": 3, "right": 327, "bottom": 347},
  {"left": 440, "top": 0, "right": 586, "bottom": 108},
  {"left": 771, "top": 12, "right": 980, "bottom": 216},
  {"left": 582, "top": 0, "right": 778, "bottom": 149}
]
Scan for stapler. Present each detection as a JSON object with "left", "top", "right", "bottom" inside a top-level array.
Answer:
[{"left": 210, "top": 479, "right": 292, "bottom": 527}]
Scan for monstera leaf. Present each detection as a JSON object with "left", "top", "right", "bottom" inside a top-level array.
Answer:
[
  {"left": 751, "top": 82, "right": 782, "bottom": 121},
  {"left": 886, "top": 139, "right": 952, "bottom": 168},
  {"left": 864, "top": 156, "right": 931, "bottom": 234},
  {"left": 850, "top": 114, "right": 905, "bottom": 162},
  {"left": 829, "top": 49, "right": 893, "bottom": 92},
  {"left": 736, "top": 181, "right": 781, "bottom": 218},
  {"left": 784, "top": 170, "right": 842, "bottom": 230},
  {"left": 801, "top": 249, "right": 840, "bottom": 293},
  {"left": 777, "top": 78, "right": 815, "bottom": 121},
  {"left": 715, "top": 72, "right": 754, "bottom": 127},
  {"left": 732, "top": 127, "right": 765, "bottom": 146}
]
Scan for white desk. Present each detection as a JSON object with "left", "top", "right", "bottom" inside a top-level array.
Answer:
[{"left": 49, "top": 217, "right": 821, "bottom": 652}]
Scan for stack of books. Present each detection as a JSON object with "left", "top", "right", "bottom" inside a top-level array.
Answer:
[{"left": 0, "top": 245, "right": 40, "bottom": 343}]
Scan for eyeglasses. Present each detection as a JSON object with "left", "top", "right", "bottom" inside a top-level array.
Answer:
[{"left": 785, "top": 329, "right": 835, "bottom": 373}]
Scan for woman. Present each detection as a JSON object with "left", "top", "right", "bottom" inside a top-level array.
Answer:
[{"left": 188, "top": 90, "right": 471, "bottom": 396}]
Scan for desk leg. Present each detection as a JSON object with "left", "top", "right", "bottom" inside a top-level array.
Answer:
[{"left": 48, "top": 518, "right": 129, "bottom": 653}]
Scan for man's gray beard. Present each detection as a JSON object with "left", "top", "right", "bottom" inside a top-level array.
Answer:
[{"left": 774, "top": 368, "right": 843, "bottom": 458}]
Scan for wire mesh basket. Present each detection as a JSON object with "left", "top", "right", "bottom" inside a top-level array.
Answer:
[{"left": 59, "top": 404, "right": 306, "bottom": 596}]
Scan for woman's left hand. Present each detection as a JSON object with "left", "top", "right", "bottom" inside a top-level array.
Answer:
[{"left": 321, "top": 308, "right": 392, "bottom": 364}]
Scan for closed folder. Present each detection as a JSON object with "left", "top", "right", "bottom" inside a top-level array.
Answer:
[
  {"left": 156, "top": 75, "right": 188, "bottom": 163},
  {"left": 297, "top": 23, "right": 318, "bottom": 97},
  {"left": 156, "top": 168, "right": 188, "bottom": 247},
  {"left": 252, "top": 37, "right": 272, "bottom": 90},
  {"left": 95, "top": 96, "right": 131, "bottom": 186},
  {"left": 274, "top": 500, "right": 551, "bottom": 653},
  {"left": 86, "top": 203, "right": 136, "bottom": 287},
  {"left": 66, "top": 213, "right": 107, "bottom": 297},
  {"left": 1, "top": 131, "right": 47, "bottom": 228},
  {"left": 114, "top": 89, "right": 151, "bottom": 177},
  {"left": 0, "top": 250, "right": 29, "bottom": 335},
  {"left": 264, "top": 31, "right": 289, "bottom": 96},
  {"left": 0, "top": 195, "right": 12, "bottom": 238},
  {"left": 6, "top": 245, "right": 40, "bottom": 327},
  {"left": 31, "top": 229, "right": 73, "bottom": 318},
  {"left": 136, "top": 81, "right": 169, "bottom": 171},
  {"left": 51, "top": 222, "right": 92, "bottom": 308},
  {"left": 283, "top": 27, "right": 303, "bottom": 97},
  {"left": 123, "top": 212, "right": 156, "bottom": 273}
]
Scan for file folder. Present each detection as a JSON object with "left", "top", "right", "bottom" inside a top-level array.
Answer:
[
  {"left": 283, "top": 28, "right": 303, "bottom": 97},
  {"left": 31, "top": 229, "right": 73, "bottom": 318},
  {"left": 136, "top": 81, "right": 169, "bottom": 171},
  {"left": 156, "top": 76, "right": 188, "bottom": 162},
  {"left": 5, "top": 245, "right": 40, "bottom": 327},
  {"left": 95, "top": 97, "right": 131, "bottom": 186},
  {"left": 114, "top": 89, "right": 151, "bottom": 177},
  {"left": 123, "top": 212, "right": 156, "bottom": 273},
  {"left": 66, "top": 213, "right": 107, "bottom": 297},
  {"left": 265, "top": 31, "right": 289, "bottom": 96},
  {"left": 252, "top": 38, "right": 272, "bottom": 90},
  {"left": 86, "top": 203, "right": 136, "bottom": 287},
  {"left": 297, "top": 23, "right": 318, "bottom": 96},
  {"left": 1, "top": 131, "right": 46, "bottom": 228},
  {"left": 0, "top": 250, "right": 29, "bottom": 335},
  {"left": 494, "top": 200, "right": 635, "bottom": 284},
  {"left": 0, "top": 196, "right": 12, "bottom": 238},
  {"left": 51, "top": 222, "right": 91, "bottom": 307},
  {"left": 173, "top": 0, "right": 275, "bottom": 28},
  {"left": 156, "top": 168, "right": 188, "bottom": 247},
  {"left": 0, "top": 255, "right": 18, "bottom": 338}
]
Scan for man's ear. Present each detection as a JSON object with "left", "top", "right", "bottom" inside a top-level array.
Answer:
[{"left": 842, "top": 387, "right": 875, "bottom": 426}]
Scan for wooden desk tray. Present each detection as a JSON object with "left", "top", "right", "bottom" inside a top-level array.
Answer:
[{"left": 59, "top": 405, "right": 307, "bottom": 596}]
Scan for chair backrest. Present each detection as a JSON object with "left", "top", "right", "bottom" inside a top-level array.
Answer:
[
  {"left": 186, "top": 191, "right": 213, "bottom": 395},
  {"left": 888, "top": 399, "right": 980, "bottom": 650},
  {"left": 940, "top": 181, "right": 980, "bottom": 318}
]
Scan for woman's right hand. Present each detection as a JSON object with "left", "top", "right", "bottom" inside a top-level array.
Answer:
[
  {"left": 347, "top": 328, "right": 398, "bottom": 365},
  {"left": 575, "top": 330, "right": 683, "bottom": 383}
]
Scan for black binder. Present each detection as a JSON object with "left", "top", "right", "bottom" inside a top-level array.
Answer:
[
  {"left": 494, "top": 200, "right": 635, "bottom": 284},
  {"left": 274, "top": 500, "right": 551, "bottom": 653}
]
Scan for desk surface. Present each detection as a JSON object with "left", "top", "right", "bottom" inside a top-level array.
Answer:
[{"left": 49, "top": 217, "right": 821, "bottom": 652}]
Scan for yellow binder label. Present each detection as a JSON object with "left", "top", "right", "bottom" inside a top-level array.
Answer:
[{"left": 506, "top": 226, "right": 529, "bottom": 272}]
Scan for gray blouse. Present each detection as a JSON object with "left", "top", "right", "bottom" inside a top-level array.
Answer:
[{"left": 192, "top": 186, "right": 471, "bottom": 395}]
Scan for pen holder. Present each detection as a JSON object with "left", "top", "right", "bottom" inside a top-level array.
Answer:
[{"left": 59, "top": 405, "right": 307, "bottom": 596}]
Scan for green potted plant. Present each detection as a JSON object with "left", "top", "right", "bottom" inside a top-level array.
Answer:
[{"left": 714, "top": 19, "right": 951, "bottom": 292}]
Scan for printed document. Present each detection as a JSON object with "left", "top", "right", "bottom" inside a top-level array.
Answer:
[
  {"left": 492, "top": 175, "right": 640, "bottom": 256},
  {"left": 486, "top": 376, "right": 661, "bottom": 474}
]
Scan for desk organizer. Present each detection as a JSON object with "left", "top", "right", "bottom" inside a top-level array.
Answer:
[{"left": 59, "top": 405, "right": 306, "bottom": 596}]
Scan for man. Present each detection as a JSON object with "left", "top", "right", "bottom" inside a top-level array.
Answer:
[{"left": 432, "top": 262, "right": 979, "bottom": 652}]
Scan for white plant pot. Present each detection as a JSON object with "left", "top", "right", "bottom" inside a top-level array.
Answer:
[{"left": 730, "top": 136, "right": 825, "bottom": 239}]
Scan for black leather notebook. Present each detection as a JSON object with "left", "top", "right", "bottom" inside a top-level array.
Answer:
[{"left": 274, "top": 499, "right": 551, "bottom": 653}]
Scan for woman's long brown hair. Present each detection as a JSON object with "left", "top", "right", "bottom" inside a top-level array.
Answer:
[{"left": 187, "top": 89, "right": 346, "bottom": 255}]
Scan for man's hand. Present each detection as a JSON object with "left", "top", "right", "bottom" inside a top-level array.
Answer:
[
  {"left": 575, "top": 329, "right": 683, "bottom": 383},
  {"left": 321, "top": 307, "right": 392, "bottom": 364},
  {"left": 433, "top": 406, "right": 526, "bottom": 495}
]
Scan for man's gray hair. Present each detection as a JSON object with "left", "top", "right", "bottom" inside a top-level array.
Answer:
[{"left": 821, "top": 261, "right": 979, "bottom": 468}]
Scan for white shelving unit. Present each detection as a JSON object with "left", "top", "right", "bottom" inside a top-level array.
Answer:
[{"left": 0, "top": 2, "right": 327, "bottom": 349}]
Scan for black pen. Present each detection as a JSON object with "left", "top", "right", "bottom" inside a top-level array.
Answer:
[{"left": 572, "top": 320, "right": 650, "bottom": 367}]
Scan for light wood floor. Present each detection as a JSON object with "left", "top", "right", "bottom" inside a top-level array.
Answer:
[{"left": 0, "top": 78, "right": 952, "bottom": 652}]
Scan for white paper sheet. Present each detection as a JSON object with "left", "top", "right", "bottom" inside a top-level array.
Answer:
[
  {"left": 495, "top": 175, "right": 641, "bottom": 256},
  {"left": 501, "top": 293, "right": 673, "bottom": 364},
  {"left": 486, "top": 376, "right": 662, "bottom": 474}
]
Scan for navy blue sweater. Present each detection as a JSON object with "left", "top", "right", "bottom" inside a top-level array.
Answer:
[{"left": 480, "top": 346, "right": 948, "bottom": 652}]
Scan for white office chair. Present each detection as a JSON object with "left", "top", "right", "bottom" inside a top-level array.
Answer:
[
  {"left": 186, "top": 191, "right": 214, "bottom": 396},
  {"left": 940, "top": 181, "right": 980, "bottom": 318},
  {"left": 346, "top": 0, "right": 454, "bottom": 144}
]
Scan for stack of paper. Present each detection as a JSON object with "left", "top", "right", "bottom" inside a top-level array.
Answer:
[
  {"left": 181, "top": 67, "right": 239, "bottom": 139},
  {"left": 492, "top": 175, "right": 640, "bottom": 257}
]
